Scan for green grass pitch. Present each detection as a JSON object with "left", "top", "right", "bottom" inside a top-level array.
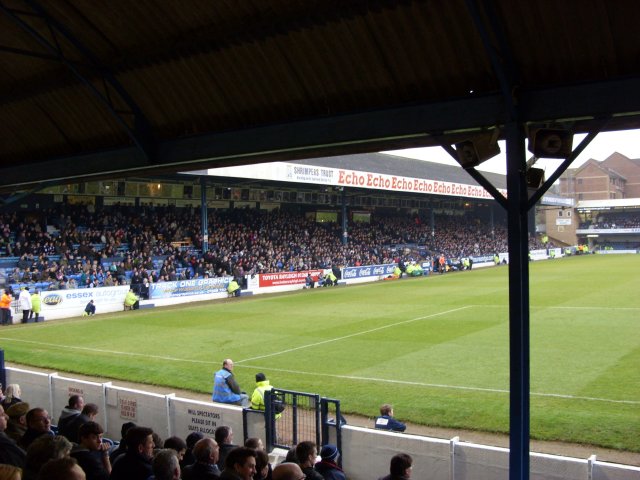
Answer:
[{"left": 1, "top": 254, "right": 639, "bottom": 451}]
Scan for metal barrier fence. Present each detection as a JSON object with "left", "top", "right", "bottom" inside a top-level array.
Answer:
[{"left": 241, "top": 388, "right": 344, "bottom": 463}]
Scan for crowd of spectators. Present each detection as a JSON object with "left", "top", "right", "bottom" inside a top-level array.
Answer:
[
  {"left": 1, "top": 383, "right": 410, "bottom": 480},
  {"left": 579, "top": 211, "right": 640, "bottom": 230},
  {"left": 0, "top": 203, "right": 543, "bottom": 291}
]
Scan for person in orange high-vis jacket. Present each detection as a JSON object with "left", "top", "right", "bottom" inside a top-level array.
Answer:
[{"left": 0, "top": 289, "right": 13, "bottom": 325}]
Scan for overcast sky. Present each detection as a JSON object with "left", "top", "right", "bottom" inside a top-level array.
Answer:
[{"left": 385, "top": 129, "right": 639, "bottom": 176}]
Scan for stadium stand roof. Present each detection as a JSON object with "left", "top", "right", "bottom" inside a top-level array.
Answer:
[
  {"left": 296, "top": 153, "right": 507, "bottom": 188},
  {"left": 577, "top": 198, "right": 640, "bottom": 210},
  {"left": 2, "top": 3, "right": 639, "bottom": 478},
  {"left": 1, "top": 0, "right": 640, "bottom": 192},
  {"left": 191, "top": 152, "right": 508, "bottom": 192}
]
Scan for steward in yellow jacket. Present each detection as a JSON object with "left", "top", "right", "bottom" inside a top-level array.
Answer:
[
  {"left": 251, "top": 373, "right": 283, "bottom": 417},
  {"left": 124, "top": 289, "right": 139, "bottom": 310},
  {"left": 227, "top": 279, "right": 241, "bottom": 296}
]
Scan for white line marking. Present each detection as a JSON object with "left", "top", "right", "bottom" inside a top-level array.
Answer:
[
  {"left": 3, "top": 337, "right": 635, "bottom": 405},
  {"left": 238, "top": 306, "right": 472, "bottom": 363},
  {"left": 238, "top": 364, "right": 640, "bottom": 405},
  {"left": 470, "top": 305, "right": 640, "bottom": 311},
  {"left": 1, "top": 337, "right": 215, "bottom": 365}
]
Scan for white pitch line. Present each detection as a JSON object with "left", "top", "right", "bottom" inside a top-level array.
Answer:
[
  {"left": 470, "top": 304, "right": 640, "bottom": 311},
  {"left": 1, "top": 337, "right": 636, "bottom": 405},
  {"left": 237, "top": 306, "right": 472, "bottom": 363},
  {"left": 238, "top": 364, "right": 640, "bottom": 405},
  {"left": 0, "top": 337, "right": 215, "bottom": 365}
]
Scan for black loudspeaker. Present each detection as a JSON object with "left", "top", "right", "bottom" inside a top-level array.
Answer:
[
  {"left": 528, "top": 129, "right": 573, "bottom": 159},
  {"left": 526, "top": 167, "right": 545, "bottom": 189},
  {"left": 455, "top": 133, "right": 500, "bottom": 169}
]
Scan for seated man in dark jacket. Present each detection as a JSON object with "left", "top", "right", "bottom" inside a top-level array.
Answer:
[
  {"left": 60, "top": 403, "right": 99, "bottom": 444},
  {"left": 378, "top": 453, "right": 412, "bottom": 480},
  {"left": 0, "top": 404, "right": 26, "bottom": 468},
  {"left": 314, "top": 444, "right": 346, "bottom": 480},
  {"left": 374, "top": 404, "right": 406, "bottom": 432},
  {"left": 182, "top": 437, "right": 221, "bottom": 479},
  {"left": 70, "top": 421, "right": 111, "bottom": 480},
  {"left": 110, "top": 426, "right": 155, "bottom": 480}
]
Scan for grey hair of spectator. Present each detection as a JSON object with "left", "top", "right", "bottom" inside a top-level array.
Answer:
[
  {"left": 3, "top": 384, "right": 21, "bottom": 402},
  {"left": 152, "top": 448, "right": 180, "bottom": 480},
  {"left": 25, "top": 435, "right": 72, "bottom": 478}
]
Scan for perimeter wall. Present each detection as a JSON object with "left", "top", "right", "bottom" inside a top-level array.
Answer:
[{"left": 5, "top": 366, "right": 639, "bottom": 480}]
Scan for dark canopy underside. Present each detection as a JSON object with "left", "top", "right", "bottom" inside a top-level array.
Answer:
[{"left": 0, "top": 0, "right": 639, "bottom": 191}]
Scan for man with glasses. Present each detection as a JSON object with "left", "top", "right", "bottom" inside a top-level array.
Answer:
[{"left": 19, "top": 407, "right": 53, "bottom": 449}]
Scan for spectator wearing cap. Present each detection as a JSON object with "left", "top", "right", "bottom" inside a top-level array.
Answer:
[
  {"left": 0, "top": 403, "right": 26, "bottom": 468},
  {"left": 250, "top": 373, "right": 275, "bottom": 411},
  {"left": 374, "top": 404, "right": 406, "bottom": 433},
  {"left": 314, "top": 444, "right": 345, "bottom": 480},
  {"left": 5, "top": 401, "right": 29, "bottom": 443}
]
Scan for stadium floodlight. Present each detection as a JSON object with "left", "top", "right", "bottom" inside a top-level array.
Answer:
[
  {"left": 454, "top": 131, "right": 501, "bottom": 169},
  {"left": 528, "top": 128, "right": 573, "bottom": 158}
]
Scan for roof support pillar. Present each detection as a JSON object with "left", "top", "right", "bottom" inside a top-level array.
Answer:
[
  {"left": 201, "top": 177, "right": 209, "bottom": 254},
  {"left": 341, "top": 188, "right": 348, "bottom": 246},
  {"left": 505, "top": 121, "right": 531, "bottom": 480}
]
